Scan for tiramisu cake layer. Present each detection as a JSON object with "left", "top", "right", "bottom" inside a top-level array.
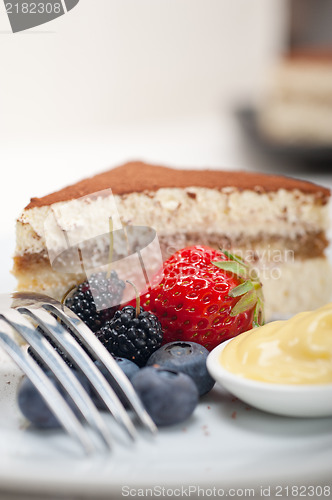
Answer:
[{"left": 13, "top": 162, "right": 331, "bottom": 318}]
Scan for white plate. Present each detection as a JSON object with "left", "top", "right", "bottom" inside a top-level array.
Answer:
[{"left": 1, "top": 292, "right": 332, "bottom": 499}]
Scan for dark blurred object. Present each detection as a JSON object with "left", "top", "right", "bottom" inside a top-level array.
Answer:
[
  {"left": 290, "top": 0, "right": 332, "bottom": 49},
  {"left": 236, "top": 107, "right": 332, "bottom": 166},
  {"left": 235, "top": 1, "right": 332, "bottom": 168}
]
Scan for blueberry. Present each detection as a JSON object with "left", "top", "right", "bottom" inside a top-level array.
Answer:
[
  {"left": 146, "top": 341, "right": 215, "bottom": 396},
  {"left": 91, "top": 357, "right": 140, "bottom": 410},
  {"left": 131, "top": 366, "right": 198, "bottom": 427},
  {"left": 17, "top": 370, "right": 89, "bottom": 429}
]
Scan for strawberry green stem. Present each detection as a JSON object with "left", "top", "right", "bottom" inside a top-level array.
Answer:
[{"left": 212, "top": 249, "right": 265, "bottom": 327}]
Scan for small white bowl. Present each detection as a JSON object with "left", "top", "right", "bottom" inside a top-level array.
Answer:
[{"left": 207, "top": 340, "right": 332, "bottom": 418}]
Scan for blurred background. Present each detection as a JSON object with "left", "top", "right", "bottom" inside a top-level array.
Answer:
[{"left": 1, "top": 0, "right": 332, "bottom": 290}]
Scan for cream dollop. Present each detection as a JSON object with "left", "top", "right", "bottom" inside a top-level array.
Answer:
[{"left": 221, "top": 303, "right": 332, "bottom": 385}]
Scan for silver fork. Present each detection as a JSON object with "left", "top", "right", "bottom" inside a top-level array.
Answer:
[{"left": 0, "top": 292, "right": 157, "bottom": 454}]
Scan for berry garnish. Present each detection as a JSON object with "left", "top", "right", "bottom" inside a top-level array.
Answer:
[
  {"left": 131, "top": 366, "right": 198, "bottom": 426},
  {"left": 64, "top": 270, "right": 125, "bottom": 332},
  {"left": 97, "top": 305, "right": 163, "bottom": 367},
  {"left": 97, "top": 279, "right": 163, "bottom": 366},
  {"left": 147, "top": 341, "right": 215, "bottom": 396},
  {"left": 130, "top": 245, "right": 264, "bottom": 351}
]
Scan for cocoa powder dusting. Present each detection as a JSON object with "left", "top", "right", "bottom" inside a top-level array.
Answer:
[{"left": 25, "top": 161, "right": 330, "bottom": 210}]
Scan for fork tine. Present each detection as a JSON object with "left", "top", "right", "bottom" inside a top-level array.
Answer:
[
  {"left": 1, "top": 309, "right": 113, "bottom": 450},
  {"left": 0, "top": 322, "right": 95, "bottom": 455},
  {"left": 48, "top": 303, "right": 158, "bottom": 435},
  {"left": 17, "top": 306, "right": 137, "bottom": 441},
  {"left": 12, "top": 292, "right": 157, "bottom": 435}
]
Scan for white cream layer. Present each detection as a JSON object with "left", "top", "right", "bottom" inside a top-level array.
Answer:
[{"left": 15, "top": 187, "right": 329, "bottom": 257}]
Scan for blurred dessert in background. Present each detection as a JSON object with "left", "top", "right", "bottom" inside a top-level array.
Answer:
[{"left": 257, "top": 50, "right": 332, "bottom": 145}]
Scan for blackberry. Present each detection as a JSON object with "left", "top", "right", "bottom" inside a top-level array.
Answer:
[
  {"left": 65, "top": 271, "right": 125, "bottom": 332},
  {"left": 97, "top": 305, "right": 163, "bottom": 367}
]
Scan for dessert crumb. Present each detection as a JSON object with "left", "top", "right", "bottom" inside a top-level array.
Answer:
[
  {"left": 231, "top": 411, "right": 237, "bottom": 419},
  {"left": 207, "top": 405, "right": 211, "bottom": 410}
]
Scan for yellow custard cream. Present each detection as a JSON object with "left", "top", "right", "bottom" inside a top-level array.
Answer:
[{"left": 221, "top": 303, "right": 332, "bottom": 385}]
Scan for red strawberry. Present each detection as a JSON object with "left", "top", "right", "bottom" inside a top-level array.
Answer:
[{"left": 130, "top": 245, "right": 264, "bottom": 351}]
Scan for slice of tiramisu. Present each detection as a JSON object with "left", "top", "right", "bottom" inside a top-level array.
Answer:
[{"left": 13, "top": 161, "right": 331, "bottom": 319}]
